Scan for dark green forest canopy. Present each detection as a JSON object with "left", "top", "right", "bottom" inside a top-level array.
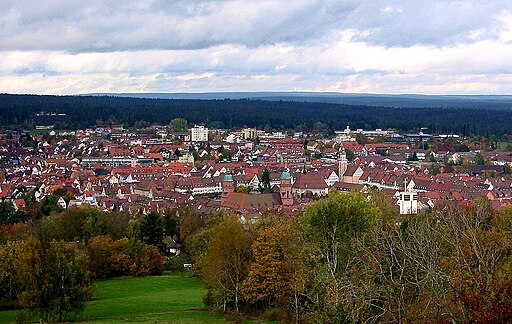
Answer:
[{"left": 0, "top": 94, "right": 510, "bottom": 136}]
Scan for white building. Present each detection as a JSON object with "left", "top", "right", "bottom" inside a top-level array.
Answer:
[
  {"left": 398, "top": 189, "right": 418, "bottom": 215},
  {"left": 190, "top": 125, "right": 209, "bottom": 142}
]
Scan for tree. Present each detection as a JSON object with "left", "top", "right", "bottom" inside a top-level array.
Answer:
[
  {"left": 345, "top": 149, "right": 355, "bottom": 161},
  {"left": 242, "top": 219, "right": 306, "bottom": 321},
  {"left": 299, "top": 191, "right": 381, "bottom": 320},
  {"left": 37, "top": 206, "right": 104, "bottom": 244},
  {"left": 200, "top": 216, "right": 253, "bottom": 313},
  {"left": 168, "top": 118, "right": 188, "bottom": 132},
  {"left": 236, "top": 185, "right": 249, "bottom": 194},
  {"left": 243, "top": 221, "right": 293, "bottom": 307},
  {"left": 139, "top": 212, "right": 164, "bottom": 252},
  {"left": 0, "top": 201, "right": 26, "bottom": 224},
  {"left": 13, "top": 239, "right": 94, "bottom": 322},
  {"left": 179, "top": 208, "right": 205, "bottom": 243},
  {"left": 87, "top": 235, "right": 116, "bottom": 278},
  {"left": 261, "top": 169, "right": 271, "bottom": 193},
  {"left": 163, "top": 209, "right": 178, "bottom": 239},
  {"left": 36, "top": 195, "right": 63, "bottom": 219},
  {"left": 437, "top": 200, "right": 512, "bottom": 322},
  {"left": 475, "top": 152, "right": 485, "bottom": 165}
]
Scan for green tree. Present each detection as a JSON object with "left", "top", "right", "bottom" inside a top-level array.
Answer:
[
  {"left": 261, "top": 169, "right": 271, "bottom": 193},
  {"left": 299, "top": 191, "right": 381, "bottom": 320},
  {"left": 36, "top": 195, "right": 63, "bottom": 219},
  {"left": 168, "top": 118, "right": 188, "bottom": 132},
  {"left": 163, "top": 209, "right": 178, "bottom": 239},
  {"left": 139, "top": 212, "right": 165, "bottom": 252},
  {"left": 0, "top": 201, "right": 26, "bottom": 224},
  {"left": 475, "top": 152, "right": 485, "bottom": 165}
]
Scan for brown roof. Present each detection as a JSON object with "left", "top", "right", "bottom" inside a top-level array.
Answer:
[
  {"left": 222, "top": 192, "right": 282, "bottom": 210},
  {"left": 292, "top": 172, "right": 328, "bottom": 190}
]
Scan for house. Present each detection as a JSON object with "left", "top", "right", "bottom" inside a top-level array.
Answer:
[
  {"left": 342, "top": 165, "right": 364, "bottom": 184},
  {"left": 292, "top": 172, "right": 329, "bottom": 197}
]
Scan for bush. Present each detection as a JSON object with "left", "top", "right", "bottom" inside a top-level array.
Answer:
[{"left": 164, "top": 254, "right": 192, "bottom": 271}]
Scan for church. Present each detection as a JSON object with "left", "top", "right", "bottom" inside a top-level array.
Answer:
[{"left": 220, "top": 170, "right": 294, "bottom": 216}]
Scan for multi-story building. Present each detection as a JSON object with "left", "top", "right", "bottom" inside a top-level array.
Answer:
[{"left": 190, "top": 125, "right": 208, "bottom": 142}]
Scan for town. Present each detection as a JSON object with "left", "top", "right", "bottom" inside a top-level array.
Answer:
[{"left": 2, "top": 118, "right": 511, "bottom": 222}]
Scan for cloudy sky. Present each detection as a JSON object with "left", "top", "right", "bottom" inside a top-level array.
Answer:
[{"left": 1, "top": 0, "right": 512, "bottom": 95}]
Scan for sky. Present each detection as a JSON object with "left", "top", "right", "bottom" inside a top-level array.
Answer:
[{"left": 1, "top": 0, "right": 512, "bottom": 95}]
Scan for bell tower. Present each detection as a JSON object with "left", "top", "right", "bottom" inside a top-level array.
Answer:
[
  {"left": 221, "top": 173, "right": 234, "bottom": 205},
  {"left": 280, "top": 170, "right": 293, "bottom": 206},
  {"left": 338, "top": 150, "right": 347, "bottom": 177}
]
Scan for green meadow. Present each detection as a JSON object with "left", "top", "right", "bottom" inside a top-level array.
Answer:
[{"left": 0, "top": 272, "right": 226, "bottom": 323}]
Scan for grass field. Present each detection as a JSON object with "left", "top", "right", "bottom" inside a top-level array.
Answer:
[{"left": 0, "top": 272, "right": 226, "bottom": 323}]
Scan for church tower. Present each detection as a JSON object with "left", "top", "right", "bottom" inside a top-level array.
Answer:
[
  {"left": 280, "top": 170, "right": 293, "bottom": 206},
  {"left": 338, "top": 150, "right": 347, "bottom": 177},
  {"left": 221, "top": 173, "right": 234, "bottom": 205}
]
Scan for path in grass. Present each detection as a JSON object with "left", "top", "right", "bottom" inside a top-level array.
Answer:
[{"left": 0, "top": 272, "right": 225, "bottom": 323}]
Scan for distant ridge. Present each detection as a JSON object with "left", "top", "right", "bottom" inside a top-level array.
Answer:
[
  {"left": 2, "top": 93, "right": 511, "bottom": 136},
  {"left": 81, "top": 92, "right": 512, "bottom": 108}
]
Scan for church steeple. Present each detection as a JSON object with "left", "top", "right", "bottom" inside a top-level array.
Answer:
[
  {"left": 221, "top": 172, "right": 234, "bottom": 205},
  {"left": 338, "top": 150, "right": 347, "bottom": 177},
  {"left": 280, "top": 169, "right": 293, "bottom": 206}
]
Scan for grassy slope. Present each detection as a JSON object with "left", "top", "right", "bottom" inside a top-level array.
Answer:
[{"left": 0, "top": 273, "right": 225, "bottom": 323}]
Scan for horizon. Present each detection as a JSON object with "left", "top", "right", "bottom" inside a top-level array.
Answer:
[
  {"left": 4, "top": 91, "right": 512, "bottom": 98},
  {"left": 1, "top": 1, "right": 512, "bottom": 95}
]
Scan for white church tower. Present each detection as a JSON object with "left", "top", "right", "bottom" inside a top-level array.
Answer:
[{"left": 399, "top": 179, "right": 418, "bottom": 214}]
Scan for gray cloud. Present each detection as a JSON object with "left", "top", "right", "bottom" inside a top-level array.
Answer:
[{"left": 0, "top": 0, "right": 510, "bottom": 53}]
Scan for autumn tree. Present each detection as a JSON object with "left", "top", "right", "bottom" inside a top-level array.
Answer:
[
  {"left": 437, "top": 200, "right": 512, "bottom": 322},
  {"left": 4, "top": 238, "right": 95, "bottom": 322},
  {"left": 199, "top": 216, "right": 253, "bottom": 313},
  {"left": 242, "top": 218, "right": 307, "bottom": 322},
  {"left": 236, "top": 185, "right": 249, "bottom": 194},
  {"left": 87, "top": 235, "right": 116, "bottom": 278},
  {"left": 179, "top": 209, "right": 205, "bottom": 243}
]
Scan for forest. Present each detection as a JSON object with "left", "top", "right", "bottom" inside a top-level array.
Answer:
[
  {"left": 0, "top": 94, "right": 511, "bottom": 136},
  {"left": 1, "top": 190, "right": 512, "bottom": 323}
]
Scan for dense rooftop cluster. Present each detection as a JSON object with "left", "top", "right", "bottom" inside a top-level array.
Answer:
[{"left": 1, "top": 123, "right": 511, "bottom": 221}]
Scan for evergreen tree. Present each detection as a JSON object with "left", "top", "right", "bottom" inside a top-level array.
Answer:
[
  {"left": 139, "top": 212, "right": 165, "bottom": 252},
  {"left": 261, "top": 169, "right": 271, "bottom": 193}
]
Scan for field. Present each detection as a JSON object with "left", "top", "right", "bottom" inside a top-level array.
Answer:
[{"left": 0, "top": 272, "right": 226, "bottom": 323}]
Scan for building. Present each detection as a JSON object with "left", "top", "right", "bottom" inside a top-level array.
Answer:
[
  {"left": 190, "top": 125, "right": 208, "bottom": 142},
  {"left": 399, "top": 190, "right": 418, "bottom": 214},
  {"left": 242, "top": 128, "right": 257, "bottom": 140},
  {"left": 398, "top": 180, "right": 418, "bottom": 214},
  {"left": 279, "top": 170, "right": 294, "bottom": 206}
]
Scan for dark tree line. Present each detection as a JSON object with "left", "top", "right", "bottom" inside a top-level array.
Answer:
[{"left": 0, "top": 94, "right": 511, "bottom": 136}]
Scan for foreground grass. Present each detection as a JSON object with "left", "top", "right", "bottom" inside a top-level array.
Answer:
[{"left": 0, "top": 272, "right": 226, "bottom": 323}]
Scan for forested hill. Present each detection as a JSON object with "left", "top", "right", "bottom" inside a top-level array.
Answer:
[
  {"left": 0, "top": 94, "right": 510, "bottom": 136},
  {"left": 87, "top": 92, "right": 512, "bottom": 109}
]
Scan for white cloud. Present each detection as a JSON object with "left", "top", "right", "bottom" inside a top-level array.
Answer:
[{"left": 0, "top": 0, "right": 511, "bottom": 94}]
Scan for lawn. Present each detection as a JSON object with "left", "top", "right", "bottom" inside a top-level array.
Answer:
[{"left": 0, "top": 272, "right": 226, "bottom": 323}]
